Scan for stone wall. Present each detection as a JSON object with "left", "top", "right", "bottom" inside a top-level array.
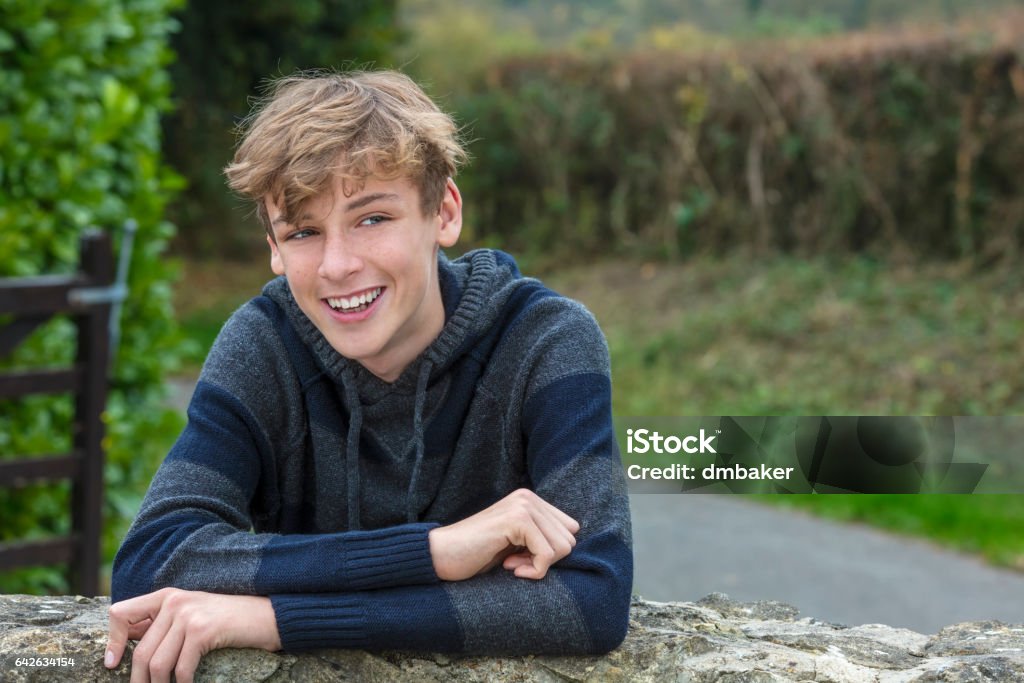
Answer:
[{"left": 1, "top": 593, "right": 1022, "bottom": 682}]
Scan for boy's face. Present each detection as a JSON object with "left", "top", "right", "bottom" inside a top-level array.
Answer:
[{"left": 265, "top": 174, "right": 462, "bottom": 382}]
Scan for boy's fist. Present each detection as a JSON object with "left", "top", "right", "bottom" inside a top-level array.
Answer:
[{"left": 428, "top": 489, "right": 579, "bottom": 581}]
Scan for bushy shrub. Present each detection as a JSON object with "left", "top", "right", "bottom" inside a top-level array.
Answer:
[
  {"left": 444, "top": 15, "right": 1024, "bottom": 264},
  {"left": 0, "top": 0, "right": 186, "bottom": 593}
]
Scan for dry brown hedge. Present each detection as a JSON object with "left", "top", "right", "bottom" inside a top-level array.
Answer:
[{"left": 454, "top": 13, "right": 1024, "bottom": 262}]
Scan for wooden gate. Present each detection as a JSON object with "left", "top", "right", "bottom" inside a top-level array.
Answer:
[{"left": 0, "top": 231, "right": 115, "bottom": 596}]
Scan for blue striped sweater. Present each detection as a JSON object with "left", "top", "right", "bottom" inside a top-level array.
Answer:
[{"left": 112, "top": 248, "right": 633, "bottom": 654}]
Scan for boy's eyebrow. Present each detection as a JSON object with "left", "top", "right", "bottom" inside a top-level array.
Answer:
[
  {"left": 270, "top": 192, "right": 401, "bottom": 226},
  {"left": 345, "top": 192, "right": 401, "bottom": 212}
]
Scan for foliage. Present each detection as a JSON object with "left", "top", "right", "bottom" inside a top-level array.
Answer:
[
  {"left": 0, "top": 0, "right": 186, "bottom": 593},
  {"left": 400, "top": 0, "right": 1022, "bottom": 53},
  {"left": 164, "top": 0, "right": 400, "bottom": 257},
  {"left": 411, "top": 12, "right": 1024, "bottom": 265}
]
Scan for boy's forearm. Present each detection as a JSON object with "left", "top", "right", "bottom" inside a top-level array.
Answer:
[
  {"left": 270, "top": 530, "right": 630, "bottom": 655},
  {"left": 113, "top": 518, "right": 443, "bottom": 601}
]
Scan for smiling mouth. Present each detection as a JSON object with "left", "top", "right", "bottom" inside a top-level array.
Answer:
[{"left": 325, "top": 287, "right": 383, "bottom": 313}]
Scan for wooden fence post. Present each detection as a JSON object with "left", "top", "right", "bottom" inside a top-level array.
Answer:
[{"left": 71, "top": 231, "right": 114, "bottom": 596}]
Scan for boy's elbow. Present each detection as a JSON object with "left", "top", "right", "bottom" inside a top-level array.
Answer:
[
  {"left": 571, "top": 562, "right": 632, "bottom": 655},
  {"left": 570, "top": 533, "right": 633, "bottom": 654},
  {"left": 585, "top": 588, "right": 631, "bottom": 654}
]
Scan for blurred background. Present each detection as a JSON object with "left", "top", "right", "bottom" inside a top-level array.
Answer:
[{"left": 1, "top": 0, "right": 1023, "bottom": 630}]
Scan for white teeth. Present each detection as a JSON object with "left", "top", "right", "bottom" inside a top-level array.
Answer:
[{"left": 327, "top": 287, "right": 382, "bottom": 311}]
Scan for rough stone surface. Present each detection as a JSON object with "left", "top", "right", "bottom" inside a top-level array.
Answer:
[{"left": 1, "top": 593, "right": 1022, "bottom": 682}]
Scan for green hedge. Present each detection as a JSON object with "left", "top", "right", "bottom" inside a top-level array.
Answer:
[
  {"left": 0, "top": 0, "right": 186, "bottom": 593},
  {"left": 447, "top": 19, "right": 1024, "bottom": 263}
]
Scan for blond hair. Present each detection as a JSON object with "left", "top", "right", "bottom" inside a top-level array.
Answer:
[{"left": 224, "top": 70, "right": 467, "bottom": 234}]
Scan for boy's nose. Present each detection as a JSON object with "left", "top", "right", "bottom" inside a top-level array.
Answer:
[{"left": 318, "top": 233, "right": 364, "bottom": 281}]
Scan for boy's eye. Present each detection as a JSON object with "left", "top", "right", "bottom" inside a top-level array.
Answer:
[
  {"left": 359, "top": 215, "right": 388, "bottom": 227},
  {"left": 286, "top": 228, "right": 316, "bottom": 241}
]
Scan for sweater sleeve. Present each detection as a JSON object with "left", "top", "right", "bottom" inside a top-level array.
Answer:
[
  {"left": 111, "top": 304, "right": 441, "bottom": 603},
  {"left": 268, "top": 300, "right": 633, "bottom": 655}
]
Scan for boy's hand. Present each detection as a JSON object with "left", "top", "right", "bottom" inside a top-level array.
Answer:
[
  {"left": 428, "top": 488, "right": 580, "bottom": 581},
  {"left": 105, "top": 588, "right": 281, "bottom": 683}
]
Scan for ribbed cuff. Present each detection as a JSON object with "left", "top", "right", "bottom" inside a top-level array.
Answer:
[
  {"left": 272, "top": 582, "right": 462, "bottom": 653},
  {"left": 256, "top": 522, "right": 442, "bottom": 594},
  {"left": 271, "top": 592, "right": 368, "bottom": 651},
  {"left": 342, "top": 522, "right": 440, "bottom": 590}
]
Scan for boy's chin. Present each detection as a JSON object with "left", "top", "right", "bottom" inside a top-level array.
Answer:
[{"left": 324, "top": 335, "right": 387, "bottom": 366}]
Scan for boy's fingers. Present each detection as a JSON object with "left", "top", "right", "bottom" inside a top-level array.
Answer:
[
  {"left": 525, "top": 492, "right": 580, "bottom": 535},
  {"left": 173, "top": 637, "right": 204, "bottom": 683},
  {"left": 105, "top": 617, "right": 152, "bottom": 669},
  {"left": 541, "top": 505, "right": 578, "bottom": 549},
  {"left": 128, "top": 618, "right": 153, "bottom": 640},
  {"left": 502, "top": 552, "right": 533, "bottom": 570},
  {"left": 520, "top": 519, "right": 555, "bottom": 567},
  {"left": 514, "top": 558, "right": 547, "bottom": 580},
  {"left": 516, "top": 519, "right": 557, "bottom": 579},
  {"left": 129, "top": 599, "right": 177, "bottom": 683},
  {"left": 106, "top": 593, "right": 164, "bottom": 669},
  {"left": 545, "top": 502, "right": 580, "bottom": 535},
  {"left": 145, "top": 621, "right": 186, "bottom": 683},
  {"left": 529, "top": 506, "right": 575, "bottom": 560}
]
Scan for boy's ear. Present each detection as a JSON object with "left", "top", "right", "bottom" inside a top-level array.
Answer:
[
  {"left": 268, "top": 235, "right": 285, "bottom": 275},
  {"left": 436, "top": 178, "right": 463, "bottom": 249}
]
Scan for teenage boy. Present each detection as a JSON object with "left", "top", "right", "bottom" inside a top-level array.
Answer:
[{"left": 106, "top": 70, "right": 632, "bottom": 682}]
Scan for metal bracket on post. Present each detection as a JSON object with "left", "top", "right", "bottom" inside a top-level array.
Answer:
[
  {"left": 67, "top": 283, "right": 128, "bottom": 307},
  {"left": 66, "top": 219, "right": 136, "bottom": 367}
]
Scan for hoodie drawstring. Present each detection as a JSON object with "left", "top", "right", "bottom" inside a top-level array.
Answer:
[
  {"left": 406, "top": 359, "right": 433, "bottom": 523},
  {"left": 340, "top": 359, "right": 433, "bottom": 530},
  {"left": 340, "top": 365, "right": 363, "bottom": 530}
]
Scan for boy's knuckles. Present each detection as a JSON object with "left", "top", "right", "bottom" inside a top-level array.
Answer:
[
  {"left": 149, "top": 654, "right": 175, "bottom": 678},
  {"left": 510, "top": 488, "right": 536, "bottom": 503},
  {"left": 535, "top": 547, "right": 556, "bottom": 564},
  {"left": 131, "top": 644, "right": 154, "bottom": 668},
  {"left": 162, "top": 589, "right": 191, "bottom": 610}
]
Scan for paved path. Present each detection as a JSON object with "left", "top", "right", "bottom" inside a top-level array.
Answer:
[
  {"left": 631, "top": 494, "right": 1024, "bottom": 634},
  {"left": 166, "top": 377, "right": 1024, "bottom": 634}
]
